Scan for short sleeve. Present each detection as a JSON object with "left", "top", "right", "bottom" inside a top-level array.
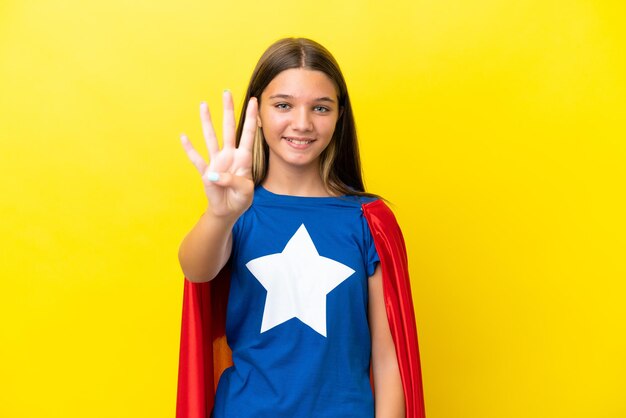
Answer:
[{"left": 363, "top": 214, "right": 380, "bottom": 277}]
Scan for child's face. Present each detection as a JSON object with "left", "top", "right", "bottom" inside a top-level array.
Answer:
[{"left": 258, "top": 68, "right": 340, "bottom": 172}]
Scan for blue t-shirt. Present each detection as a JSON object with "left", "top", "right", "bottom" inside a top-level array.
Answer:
[{"left": 212, "top": 186, "right": 380, "bottom": 418}]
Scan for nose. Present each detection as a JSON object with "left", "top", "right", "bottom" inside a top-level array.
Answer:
[{"left": 292, "top": 107, "right": 313, "bottom": 132}]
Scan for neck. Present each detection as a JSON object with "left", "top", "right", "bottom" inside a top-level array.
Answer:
[{"left": 262, "top": 161, "right": 332, "bottom": 197}]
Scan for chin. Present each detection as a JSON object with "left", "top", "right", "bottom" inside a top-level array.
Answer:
[{"left": 271, "top": 153, "right": 321, "bottom": 170}]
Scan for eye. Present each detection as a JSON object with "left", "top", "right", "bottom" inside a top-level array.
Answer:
[
  {"left": 314, "top": 105, "right": 330, "bottom": 113},
  {"left": 275, "top": 103, "right": 291, "bottom": 110}
]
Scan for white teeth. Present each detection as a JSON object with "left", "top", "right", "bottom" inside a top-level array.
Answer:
[{"left": 285, "top": 137, "right": 313, "bottom": 145}]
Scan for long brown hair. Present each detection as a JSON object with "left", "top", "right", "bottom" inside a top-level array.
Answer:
[{"left": 236, "top": 37, "right": 376, "bottom": 198}]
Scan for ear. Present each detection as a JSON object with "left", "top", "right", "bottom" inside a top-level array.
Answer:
[
  {"left": 338, "top": 106, "right": 344, "bottom": 119},
  {"left": 256, "top": 114, "right": 263, "bottom": 127}
]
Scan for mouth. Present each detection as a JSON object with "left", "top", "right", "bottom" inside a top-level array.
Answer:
[{"left": 283, "top": 136, "right": 316, "bottom": 147}]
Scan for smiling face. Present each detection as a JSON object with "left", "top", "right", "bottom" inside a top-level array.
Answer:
[{"left": 257, "top": 68, "right": 341, "bottom": 175}]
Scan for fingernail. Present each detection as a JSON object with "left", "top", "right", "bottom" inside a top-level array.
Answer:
[
  {"left": 200, "top": 101, "right": 207, "bottom": 108},
  {"left": 206, "top": 172, "right": 220, "bottom": 182},
  {"left": 223, "top": 89, "right": 230, "bottom": 93}
]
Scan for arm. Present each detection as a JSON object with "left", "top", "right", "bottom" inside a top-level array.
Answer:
[
  {"left": 178, "top": 91, "right": 258, "bottom": 282},
  {"left": 369, "top": 264, "right": 405, "bottom": 418},
  {"left": 178, "top": 211, "right": 235, "bottom": 283}
]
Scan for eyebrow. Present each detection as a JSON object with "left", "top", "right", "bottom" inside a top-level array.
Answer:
[{"left": 268, "top": 94, "right": 336, "bottom": 103}]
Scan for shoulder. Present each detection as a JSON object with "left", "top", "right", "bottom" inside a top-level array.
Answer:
[
  {"left": 361, "top": 198, "right": 403, "bottom": 238},
  {"left": 340, "top": 189, "right": 382, "bottom": 206}
]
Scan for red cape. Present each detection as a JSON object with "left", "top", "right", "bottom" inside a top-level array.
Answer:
[{"left": 176, "top": 199, "right": 426, "bottom": 417}]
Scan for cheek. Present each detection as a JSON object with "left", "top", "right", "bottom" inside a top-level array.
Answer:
[
  {"left": 261, "top": 114, "right": 290, "bottom": 134},
  {"left": 321, "top": 118, "right": 339, "bottom": 138}
]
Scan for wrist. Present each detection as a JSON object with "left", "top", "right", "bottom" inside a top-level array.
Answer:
[{"left": 202, "top": 207, "right": 240, "bottom": 227}]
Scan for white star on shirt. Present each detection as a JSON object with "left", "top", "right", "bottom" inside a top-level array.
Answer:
[{"left": 245, "top": 224, "right": 355, "bottom": 337}]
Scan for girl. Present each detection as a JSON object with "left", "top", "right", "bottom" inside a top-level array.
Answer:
[{"left": 177, "top": 38, "right": 425, "bottom": 418}]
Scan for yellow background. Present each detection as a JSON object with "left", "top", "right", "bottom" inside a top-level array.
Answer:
[{"left": 1, "top": 1, "right": 625, "bottom": 417}]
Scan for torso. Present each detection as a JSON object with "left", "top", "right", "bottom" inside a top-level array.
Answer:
[{"left": 212, "top": 186, "right": 379, "bottom": 418}]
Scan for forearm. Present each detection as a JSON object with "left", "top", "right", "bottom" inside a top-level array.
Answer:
[
  {"left": 369, "top": 265, "right": 406, "bottom": 418},
  {"left": 373, "top": 355, "right": 405, "bottom": 418},
  {"left": 178, "top": 210, "right": 237, "bottom": 282}
]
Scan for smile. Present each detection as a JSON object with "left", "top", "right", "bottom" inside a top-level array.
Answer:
[{"left": 283, "top": 137, "right": 315, "bottom": 145}]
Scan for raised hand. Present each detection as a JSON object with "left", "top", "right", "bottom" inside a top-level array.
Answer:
[{"left": 181, "top": 91, "right": 258, "bottom": 219}]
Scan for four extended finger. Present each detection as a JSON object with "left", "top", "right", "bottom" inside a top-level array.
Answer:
[
  {"left": 180, "top": 134, "right": 208, "bottom": 175},
  {"left": 200, "top": 101, "right": 219, "bottom": 159},
  {"left": 222, "top": 90, "right": 236, "bottom": 149},
  {"left": 238, "top": 97, "right": 258, "bottom": 153}
]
